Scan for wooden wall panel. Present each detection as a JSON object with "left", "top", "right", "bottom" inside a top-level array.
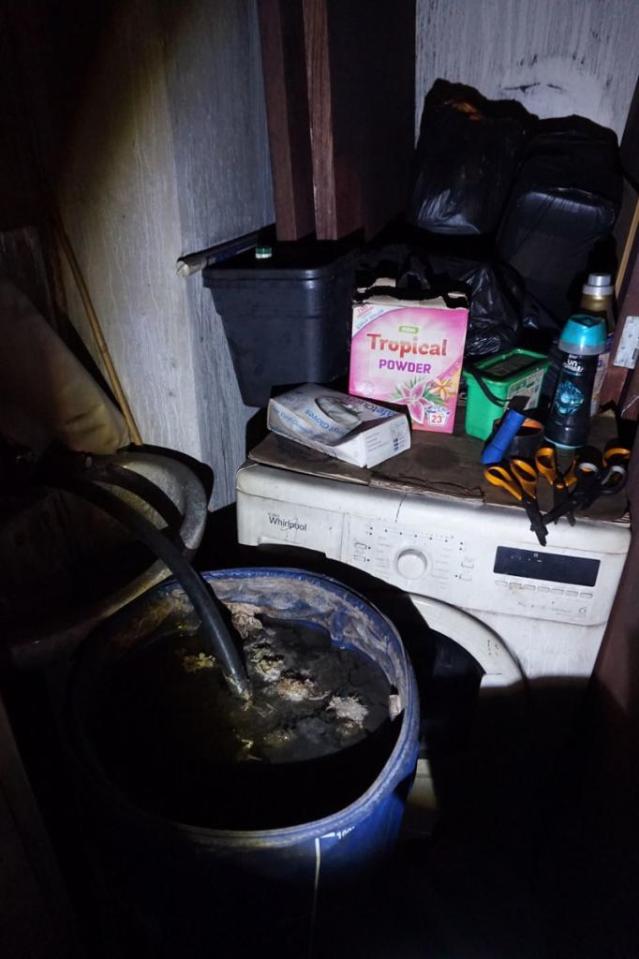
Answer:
[
  {"left": 158, "top": 0, "right": 274, "bottom": 256},
  {"left": 184, "top": 280, "right": 257, "bottom": 507},
  {"left": 621, "top": 72, "right": 639, "bottom": 190},
  {"left": 600, "top": 198, "right": 639, "bottom": 414},
  {"left": 16, "top": 0, "right": 274, "bottom": 508},
  {"left": 54, "top": 0, "right": 202, "bottom": 463},
  {"left": 603, "top": 73, "right": 639, "bottom": 417},
  {"left": 157, "top": 0, "right": 273, "bottom": 502},
  {"left": 416, "top": 0, "right": 639, "bottom": 138}
]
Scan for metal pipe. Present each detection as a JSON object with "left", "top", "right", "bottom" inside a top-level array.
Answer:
[{"left": 176, "top": 228, "right": 268, "bottom": 277}]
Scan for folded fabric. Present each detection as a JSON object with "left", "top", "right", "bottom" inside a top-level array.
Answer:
[{"left": 0, "top": 278, "right": 129, "bottom": 454}]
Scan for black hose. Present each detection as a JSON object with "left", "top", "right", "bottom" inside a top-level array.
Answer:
[{"left": 49, "top": 476, "right": 251, "bottom": 699}]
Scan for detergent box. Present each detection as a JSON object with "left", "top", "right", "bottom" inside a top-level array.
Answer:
[
  {"left": 348, "top": 281, "right": 469, "bottom": 433},
  {"left": 267, "top": 384, "right": 410, "bottom": 468}
]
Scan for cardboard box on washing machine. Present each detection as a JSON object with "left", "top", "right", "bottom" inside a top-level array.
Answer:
[
  {"left": 348, "top": 280, "right": 469, "bottom": 433},
  {"left": 267, "top": 384, "right": 410, "bottom": 468}
]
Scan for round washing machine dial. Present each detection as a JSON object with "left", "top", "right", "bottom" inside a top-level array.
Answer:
[{"left": 395, "top": 548, "right": 428, "bottom": 580}]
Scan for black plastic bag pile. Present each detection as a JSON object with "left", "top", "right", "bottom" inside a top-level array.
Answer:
[
  {"left": 410, "top": 80, "right": 532, "bottom": 237},
  {"left": 356, "top": 243, "right": 556, "bottom": 358},
  {"left": 405, "top": 80, "right": 622, "bottom": 357}
]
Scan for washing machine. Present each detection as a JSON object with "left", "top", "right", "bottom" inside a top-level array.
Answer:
[
  {"left": 236, "top": 461, "right": 629, "bottom": 687},
  {"left": 235, "top": 456, "right": 630, "bottom": 812}
]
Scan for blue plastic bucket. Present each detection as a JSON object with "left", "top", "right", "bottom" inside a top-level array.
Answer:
[{"left": 68, "top": 568, "right": 419, "bottom": 956}]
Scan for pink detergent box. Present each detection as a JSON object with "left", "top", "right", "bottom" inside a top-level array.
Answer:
[{"left": 348, "top": 283, "right": 469, "bottom": 433}]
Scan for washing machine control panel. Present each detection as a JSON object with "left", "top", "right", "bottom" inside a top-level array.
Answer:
[
  {"left": 348, "top": 516, "right": 472, "bottom": 584},
  {"left": 343, "top": 514, "right": 615, "bottom": 626}
]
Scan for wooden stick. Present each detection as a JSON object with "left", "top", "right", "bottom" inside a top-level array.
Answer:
[
  {"left": 616, "top": 194, "right": 639, "bottom": 297},
  {"left": 54, "top": 216, "right": 143, "bottom": 445}
]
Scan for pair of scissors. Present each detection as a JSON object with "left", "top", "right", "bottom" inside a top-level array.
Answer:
[
  {"left": 484, "top": 457, "right": 548, "bottom": 546},
  {"left": 543, "top": 442, "right": 631, "bottom": 524},
  {"left": 535, "top": 444, "right": 578, "bottom": 525}
]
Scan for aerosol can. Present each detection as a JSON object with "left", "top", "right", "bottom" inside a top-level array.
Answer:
[
  {"left": 544, "top": 313, "right": 607, "bottom": 449},
  {"left": 578, "top": 272, "right": 616, "bottom": 414}
]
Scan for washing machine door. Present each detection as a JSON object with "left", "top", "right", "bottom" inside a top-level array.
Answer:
[
  {"left": 409, "top": 595, "right": 524, "bottom": 692},
  {"left": 402, "top": 594, "right": 525, "bottom": 834}
]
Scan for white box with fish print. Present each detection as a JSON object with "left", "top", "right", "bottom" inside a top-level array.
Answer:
[{"left": 267, "top": 384, "right": 410, "bottom": 468}]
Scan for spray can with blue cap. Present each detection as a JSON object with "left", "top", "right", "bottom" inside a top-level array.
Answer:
[{"left": 544, "top": 313, "right": 607, "bottom": 450}]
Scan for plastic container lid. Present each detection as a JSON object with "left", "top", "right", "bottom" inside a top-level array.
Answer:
[
  {"left": 204, "top": 239, "right": 358, "bottom": 283},
  {"left": 582, "top": 272, "right": 614, "bottom": 297},
  {"left": 559, "top": 312, "right": 607, "bottom": 355}
]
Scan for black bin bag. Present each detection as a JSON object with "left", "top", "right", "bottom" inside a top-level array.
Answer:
[
  {"left": 408, "top": 80, "right": 532, "bottom": 236},
  {"left": 356, "top": 243, "right": 557, "bottom": 359},
  {"left": 497, "top": 115, "right": 622, "bottom": 323},
  {"left": 427, "top": 256, "right": 557, "bottom": 356}
]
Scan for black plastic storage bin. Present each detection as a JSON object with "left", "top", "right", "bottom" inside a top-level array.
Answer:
[{"left": 203, "top": 241, "right": 358, "bottom": 407}]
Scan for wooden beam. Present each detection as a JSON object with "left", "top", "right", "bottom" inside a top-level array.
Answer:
[
  {"left": 258, "top": 0, "right": 315, "bottom": 241},
  {"left": 621, "top": 71, "right": 639, "bottom": 192},
  {"left": 302, "top": 0, "right": 416, "bottom": 241},
  {"left": 302, "top": 0, "right": 337, "bottom": 238},
  {"left": 601, "top": 215, "right": 639, "bottom": 414}
]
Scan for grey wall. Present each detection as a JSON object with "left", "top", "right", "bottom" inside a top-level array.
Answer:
[
  {"left": 416, "top": 0, "right": 639, "bottom": 138},
  {"left": 31, "top": 0, "right": 273, "bottom": 508},
  {"left": 159, "top": 0, "right": 273, "bottom": 502}
]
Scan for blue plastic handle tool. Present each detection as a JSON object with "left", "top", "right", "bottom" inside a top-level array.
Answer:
[{"left": 481, "top": 409, "right": 526, "bottom": 465}]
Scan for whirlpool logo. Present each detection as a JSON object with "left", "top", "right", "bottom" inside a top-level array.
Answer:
[{"left": 268, "top": 513, "right": 308, "bottom": 532}]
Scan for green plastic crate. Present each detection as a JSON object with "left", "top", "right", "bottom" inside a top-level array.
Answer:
[{"left": 463, "top": 348, "right": 549, "bottom": 440}]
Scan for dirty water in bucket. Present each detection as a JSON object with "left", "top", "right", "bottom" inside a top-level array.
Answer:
[{"left": 89, "top": 600, "right": 398, "bottom": 830}]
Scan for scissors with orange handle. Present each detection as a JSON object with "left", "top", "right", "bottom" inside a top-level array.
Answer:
[
  {"left": 543, "top": 441, "right": 631, "bottom": 525},
  {"left": 535, "top": 444, "right": 578, "bottom": 525},
  {"left": 484, "top": 457, "right": 548, "bottom": 546}
]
